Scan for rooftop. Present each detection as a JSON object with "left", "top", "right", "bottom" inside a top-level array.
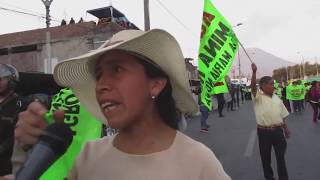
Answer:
[{"left": 0, "top": 21, "right": 96, "bottom": 48}]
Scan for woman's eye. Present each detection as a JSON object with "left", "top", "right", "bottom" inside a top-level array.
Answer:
[
  {"left": 95, "top": 71, "right": 102, "bottom": 80},
  {"left": 112, "top": 65, "right": 123, "bottom": 73}
]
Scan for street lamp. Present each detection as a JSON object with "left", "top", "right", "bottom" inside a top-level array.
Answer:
[
  {"left": 232, "top": 23, "right": 253, "bottom": 64},
  {"left": 233, "top": 23, "right": 243, "bottom": 28},
  {"left": 286, "top": 66, "right": 290, "bottom": 81},
  {"left": 316, "top": 57, "right": 319, "bottom": 77},
  {"left": 297, "top": 52, "right": 305, "bottom": 79}
]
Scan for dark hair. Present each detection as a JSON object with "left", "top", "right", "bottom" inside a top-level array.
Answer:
[
  {"left": 311, "top": 81, "right": 317, "bottom": 87},
  {"left": 136, "top": 57, "right": 179, "bottom": 130},
  {"left": 259, "top": 76, "right": 273, "bottom": 87}
]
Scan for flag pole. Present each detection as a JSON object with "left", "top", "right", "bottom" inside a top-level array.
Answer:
[
  {"left": 238, "top": 41, "right": 254, "bottom": 63},
  {"left": 232, "top": 23, "right": 254, "bottom": 64}
]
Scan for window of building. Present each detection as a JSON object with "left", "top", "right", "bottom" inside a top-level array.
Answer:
[
  {"left": 0, "top": 48, "right": 9, "bottom": 56},
  {"left": 11, "top": 44, "right": 38, "bottom": 54}
]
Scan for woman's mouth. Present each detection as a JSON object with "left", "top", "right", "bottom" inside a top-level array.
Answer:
[{"left": 101, "top": 101, "right": 120, "bottom": 113}]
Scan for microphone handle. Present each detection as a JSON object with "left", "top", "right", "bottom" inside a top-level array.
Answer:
[{"left": 16, "top": 142, "right": 58, "bottom": 180}]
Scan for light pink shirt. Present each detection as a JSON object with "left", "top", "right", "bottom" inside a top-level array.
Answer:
[{"left": 69, "top": 131, "right": 231, "bottom": 180}]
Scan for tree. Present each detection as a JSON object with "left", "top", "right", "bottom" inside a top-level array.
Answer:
[{"left": 273, "top": 60, "right": 319, "bottom": 81}]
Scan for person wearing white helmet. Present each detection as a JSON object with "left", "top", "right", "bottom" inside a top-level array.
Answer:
[
  {"left": 0, "top": 64, "right": 21, "bottom": 176},
  {"left": 0, "top": 64, "right": 19, "bottom": 97}
]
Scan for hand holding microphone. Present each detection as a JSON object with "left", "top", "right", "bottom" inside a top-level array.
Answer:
[
  {"left": 14, "top": 101, "right": 73, "bottom": 180},
  {"left": 15, "top": 122, "right": 73, "bottom": 180},
  {"left": 15, "top": 101, "right": 65, "bottom": 148}
]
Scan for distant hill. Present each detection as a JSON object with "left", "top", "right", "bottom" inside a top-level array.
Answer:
[{"left": 230, "top": 48, "right": 295, "bottom": 78}]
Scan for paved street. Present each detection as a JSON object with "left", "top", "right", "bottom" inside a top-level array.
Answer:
[{"left": 185, "top": 100, "right": 320, "bottom": 180}]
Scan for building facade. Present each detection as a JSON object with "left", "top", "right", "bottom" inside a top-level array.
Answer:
[
  {"left": 0, "top": 6, "right": 138, "bottom": 73},
  {"left": 0, "top": 22, "right": 128, "bottom": 73}
]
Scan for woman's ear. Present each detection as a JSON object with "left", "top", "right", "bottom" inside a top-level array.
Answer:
[{"left": 149, "top": 78, "right": 167, "bottom": 98}]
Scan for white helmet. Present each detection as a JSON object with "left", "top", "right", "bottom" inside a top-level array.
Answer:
[{"left": 0, "top": 64, "right": 19, "bottom": 89}]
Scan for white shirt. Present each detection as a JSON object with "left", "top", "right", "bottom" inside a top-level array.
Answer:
[
  {"left": 252, "top": 90, "right": 289, "bottom": 126},
  {"left": 69, "top": 131, "right": 231, "bottom": 180}
]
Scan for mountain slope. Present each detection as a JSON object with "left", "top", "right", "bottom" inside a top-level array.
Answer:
[{"left": 231, "top": 48, "right": 295, "bottom": 78}]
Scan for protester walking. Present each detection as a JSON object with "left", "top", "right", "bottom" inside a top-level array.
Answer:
[
  {"left": 226, "top": 84, "right": 234, "bottom": 112},
  {"left": 198, "top": 86, "right": 210, "bottom": 132},
  {"left": 229, "top": 83, "right": 236, "bottom": 109},
  {"left": 308, "top": 81, "right": 320, "bottom": 123},
  {"left": 235, "top": 83, "right": 240, "bottom": 108},
  {"left": 281, "top": 82, "right": 291, "bottom": 113},
  {"left": 288, "top": 81, "right": 303, "bottom": 113},
  {"left": 251, "top": 63, "right": 290, "bottom": 180},
  {"left": 216, "top": 93, "right": 225, "bottom": 117},
  {"left": 240, "top": 84, "right": 245, "bottom": 103}
]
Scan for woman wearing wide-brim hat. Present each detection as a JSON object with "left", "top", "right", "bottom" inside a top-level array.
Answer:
[
  {"left": 39, "top": 29, "right": 231, "bottom": 179},
  {"left": 53, "top": 29, "right": 231, "bottom": 180}
]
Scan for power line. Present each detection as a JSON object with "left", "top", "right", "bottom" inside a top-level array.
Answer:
[
  {"left": 154, "top": 0, "right": 198, "bottom": 39},
  {"left": 0, "top": 4, "right": 65, "bottom": 23},
  {"left": 0, "top": 1, "right": 45, "bottom": 17},
  {"left": 0, "top": 6, "right": 46, "bottom": 19},
  {"left": 0, "top": 5, "right": 100, "bottom": 33}
]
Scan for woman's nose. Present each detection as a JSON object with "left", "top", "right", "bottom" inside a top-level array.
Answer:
[{"left": 96, "top": 73, "right": 113, "bottom": 93}]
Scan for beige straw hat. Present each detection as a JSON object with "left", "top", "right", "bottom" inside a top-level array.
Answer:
[{"left": 54, "top": 29, "right": 198, "bottom": 124}]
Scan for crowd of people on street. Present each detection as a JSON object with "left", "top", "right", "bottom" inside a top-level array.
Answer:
[{"left": 196, "top": 77, "right": 252, "bottom": 132}]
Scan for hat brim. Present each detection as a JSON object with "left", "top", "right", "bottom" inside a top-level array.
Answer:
[{"left": 54, "top": 29, "right": 198, "bottom": 124}]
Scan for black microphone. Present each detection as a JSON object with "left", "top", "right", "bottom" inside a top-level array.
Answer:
[{"left": 16, "top": 123, "right": 73, "bottom": 180}]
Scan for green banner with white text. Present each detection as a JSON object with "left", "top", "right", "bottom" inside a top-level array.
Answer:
[{"left": 198, "top": 0, "right": 239, "bottom": 110}]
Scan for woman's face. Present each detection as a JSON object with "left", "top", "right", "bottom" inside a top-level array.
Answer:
[{"left": 95, "top": 50, "right": 166, "bottom": 129}]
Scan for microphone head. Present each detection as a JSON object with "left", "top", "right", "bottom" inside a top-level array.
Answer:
[{"left": 39, "top": 123, "right": 73, "bottom": 156}]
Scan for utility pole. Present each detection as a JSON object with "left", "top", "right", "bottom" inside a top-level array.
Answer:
[
  {"left": 302, "top": 56, "right": 305, "bottom": 79},
  {"left": 299, "top": 63, "right": 302, "bottom": 79},
  {"left": 232, "top": 22, "right": 254, "bottom": 80},
  {"left": 42, "top": 0, "right": 53, "bottom": 73},
  {"left": 316, "top": 57, "right": 319, "bottom": 77},
  {"left": 297, "top": 51, "right": 306, "bottom": 79},
  {"left": 144, "top": 0, "right": 150, "bottom": 31}
]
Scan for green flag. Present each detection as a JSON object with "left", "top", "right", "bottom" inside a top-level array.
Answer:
[
  {"left": 198, "top": 0, "right": 239, "bottom": 110},
  {"left": 41, "top": 88, "right": 102, "bottom": 180}
]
